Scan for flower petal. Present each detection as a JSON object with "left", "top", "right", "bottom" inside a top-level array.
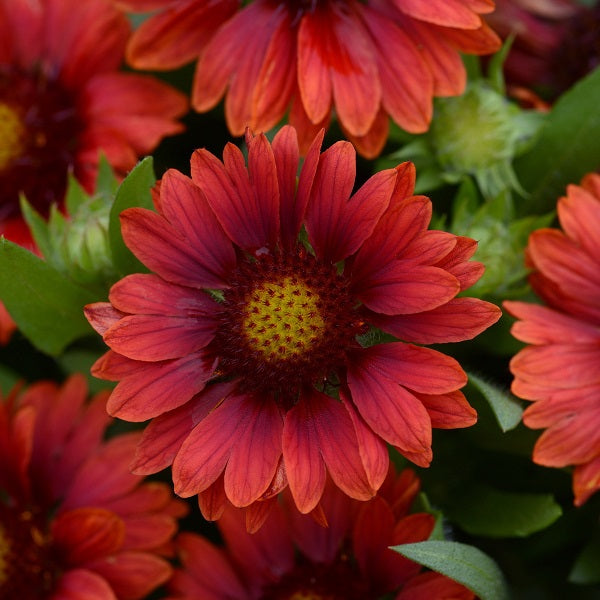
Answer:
[
  {"left": 282, "top": 398, "right": 327, "bottom": 514},
  {"left": 106, "top": 353, "right": 216, "bottom": 421},
  {"left": 309, "top": 390, "right": 376, "bottom": 501},
  {"left": 306, "top": 141, "right": 395, "bottom": 263},
  {"left": 349, "top": 343, "right": 467, "bottom": 395},
  {"left": 225, "top": 396, "right": 283, "bottom": 507},
  {"left": 372, "top": 297, "right": 501, "bottom": 343},
  {"left": 52, "top": 569, "right": 116, "bottom": 600}
]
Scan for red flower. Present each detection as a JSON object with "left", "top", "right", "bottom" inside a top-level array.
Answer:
[
  {"left": 121, "top": 0, "right": 500, "bottom": 157},
  {"left": 505, "top": 174, "right": 600, "bottom": 506},
  {"left": 85, "top": 126, "right": 500, "bottom": 520},
  {"left": 167, "top": 467, "right": 475, "bottom": 600},
  {"left": 0, "top": 374, "right": 187, "bottom": 599},
  {"left": 0, "top": 0, "right": 188, "bottom": 238},
  {"left": 486, "top": 0, "right": 598, "bottom": 100}
]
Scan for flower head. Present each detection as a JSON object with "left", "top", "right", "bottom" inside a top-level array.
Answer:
[
  {"left": 487, "top": 0, "right": 598, "bottom": 99},
  {"left": 505, "top": 173, "right": 600, "bottom": 506},
  {"left": 85, "top": 126, "right": 501, "bottom": 519},
  {"left": 0, "top": 0, "right": 187, "bottom": 239},
  {"left": 167, "top": 467, "right": 475, "bottom": 600},
  {"left": 0, "top": 374, "right": 186, "bottom": 598},
  {"left": 121, "top": 0, "right": 500, "bottom": 157}
]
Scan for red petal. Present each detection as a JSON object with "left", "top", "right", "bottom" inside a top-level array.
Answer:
[
  {"left": 354, "top": 262, "right": 460, "bottom": 315},
  {"left": 120, "top": 208, "right": 231, "bottom": 289},
  {"left": 351, "top": 343, "right": 467, "bottom": 394},
  {"left": 159, "top": 169, "right": 237, "bottom": 282},
  {"left": 272, "top": 125, "right": 301, "bottom": 249},
  {"left": 126, "top": 0, "right": 238, "bottom": 69},
  {"left": 306, "top": 142, "right": 395, "bottom": 262},
  {"left": 297, "top": 10, "right": 333, "bottom": 124},
  {"left": 341, "top": 390, "right": 389, "bottom": 492},
  {"left": 89, "top": 551, "right": 172, "bottom": 599},
  {"left": 308, "top": 390, "right": 377, "bottom": 501},
  {"left": 559, "top": 184, "right": 600, "bottom": 258},
  {"left": 84, "top": 303, "right": 124, "bottom": 336},
  {"left": 347, "top": 357, "right": 432, "bottom": 459},
  {"left": 416, "top": 390, "right": 477, "bottom": 429},
  {"left": 52, "top": 569, "right": 116, "bottom": 600},
  {"left": 191, "top": 144, "right": 278, "bottom": 253},
  {"left": 251, "top": 13, "right": 296, "bottom": 131},
  {"left": 372, "top": 297, "right": 501, "bottom": 343},
  {"left": 351, "top": 195, "right": 431, "bottom": 282},
  {"left": 130, "top": 384, "right": 233, "bottom": 475},
  {"left": 171, "top": 532, "right": 248, "bottom": 599},
  {"left": 224, "top": 397, "right": 283, "bottom": 507},
  {"left": 511, "top": 344, "right": 600, "bottom": 389},
  {"left": 505, "top": 301, "right": 599, "bottom": 345},
  {"left": 532, "top": 412, "right": 600, "bottom": 467},
  {"left": 394, "top": 0, "right": 482, "bottom": 28},
  {"left": 528, "top": 229, "right": 600, "bottom": 303},
  {"left": 405, "top": 20, "right": 466, "bottom": 96},
  {"left": 360, "top": 6, "right": 433, "bottom": 133},
  {"left": 573, "top": 456, "right": 600, "bottom": 507},
  {"left": 52, "top": 508, "right": 125, "bottom": 566},
  {"left": 282, "top": 398, "right": 327, "bottom": 513},
  {"left": 106, "top": 353, "right": 216, "bottom": 422},
  {"left": 172, "top": 394, "right": 249, "bottom": 497}
]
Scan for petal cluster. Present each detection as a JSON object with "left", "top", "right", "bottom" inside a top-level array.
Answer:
[
  {"left": 121, "top": 0, "right": 500, "bottom": 157},
  {"left": 167, "top": 467, "right": 475, "bottom": 600},
  {"left": 505, "top": 173, "right": 600, "bottom": 506},
  {"left": 85, "top": 126, "right": 500, "bottom": 519},
  {"left": 0, "top": 374, "right": 186, "bottom": 599},
  {"left": 0, "top": 0, "right": 187, "bottom": 233}
]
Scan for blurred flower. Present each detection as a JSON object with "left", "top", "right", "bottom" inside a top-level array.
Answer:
[
  {"left": 167, "top": 467, "right": 475, "bottom": 600},
  {"left": 121, "top": 0, "right": 500, "bottom": 157},
  {"left": 0, "top": 374, "right": 187, "bottom": 598},
  {"left": 85, "top": 126, "right": 500, "bottom": 520},
  {"left": 505, "top": 174, "right": 600, "bottom": 506},
  {"left": 487, "top": 0, "right": 599, "bottom": 99},
  {"left": 0, "top": 0, "right": 188, "bottom": 241}
]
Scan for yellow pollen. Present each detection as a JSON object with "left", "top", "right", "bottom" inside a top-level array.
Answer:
[
  {"left": 289, "top": 592, "right": 332, "bottom": 600},
  {"left": 0, "top": 103, "right": 25, "bottom": 171},
  {"left": 0, "top": 524, "right": 9, "bottom": 584},
  {"left": 243, "top": 276, "right": 326, "bottom": 361}
]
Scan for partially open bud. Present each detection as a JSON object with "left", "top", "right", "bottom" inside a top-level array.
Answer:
[{"left": 430, "top": 82, "right": 544, "bottom": 199}]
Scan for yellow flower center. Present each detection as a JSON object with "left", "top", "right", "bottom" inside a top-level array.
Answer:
[
  {"left": 0, "top": 103, "right": 25, "bottom": 171},
  {"left": 288, "top": 592, "right": 332, "bottom": 600},
  {"left": 0, "top": 524, "right": 9, "bottom": 585},
  {"left": 243, "top": 276, "right": 326, "bottom": 362}
]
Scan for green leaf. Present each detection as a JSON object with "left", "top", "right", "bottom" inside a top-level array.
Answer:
[
  {"left": 19, "top": 196, "right": 54, "bottom": 262},
  {"left": 64, "top": 172, "right": 90, "bottom": 216},
  {"left": 109, "top": 157, "right": 156, "bottom": 276},
  {"left": 468, "top": 372, "right": 523, "bottom": 432},
  {"left": 514, "top": 66, "right": 600, "bottom": 213},
  {"left": 392, "top": 540, "right": 510, "bottom": 600},
  {"left": 569, "top": 534, "right": 600, "bottom": 584},
  {"left": 446, "top": 484, "right": 563, "bottom": 538},
  {"left": 0, "top": 239, "right": 97, "bottom": 355},
  {"left": 95, "top": 153, "right": 120, "bottom": 197}
]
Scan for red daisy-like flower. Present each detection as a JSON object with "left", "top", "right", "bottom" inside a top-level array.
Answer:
[
  {"left": 85, "top": 126, "right": 501, "bottom": 520},
  {"left": 0, "top": 374, "right": 187, "bottom": 599},
  {"left": 487, "top": 0, "right": 599, "bottom": 100},
  {"left": 505, "top": 174, "right": 600, "bottom": 506},
  {"left": 0, "top": 0, "right": 188, "bottom": 238},
  {"left": 167, "top": 467, "right": 475, "bottom": 600},
  {"left": 120, "top": 0, "right": 500, "bottom": 158}
]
